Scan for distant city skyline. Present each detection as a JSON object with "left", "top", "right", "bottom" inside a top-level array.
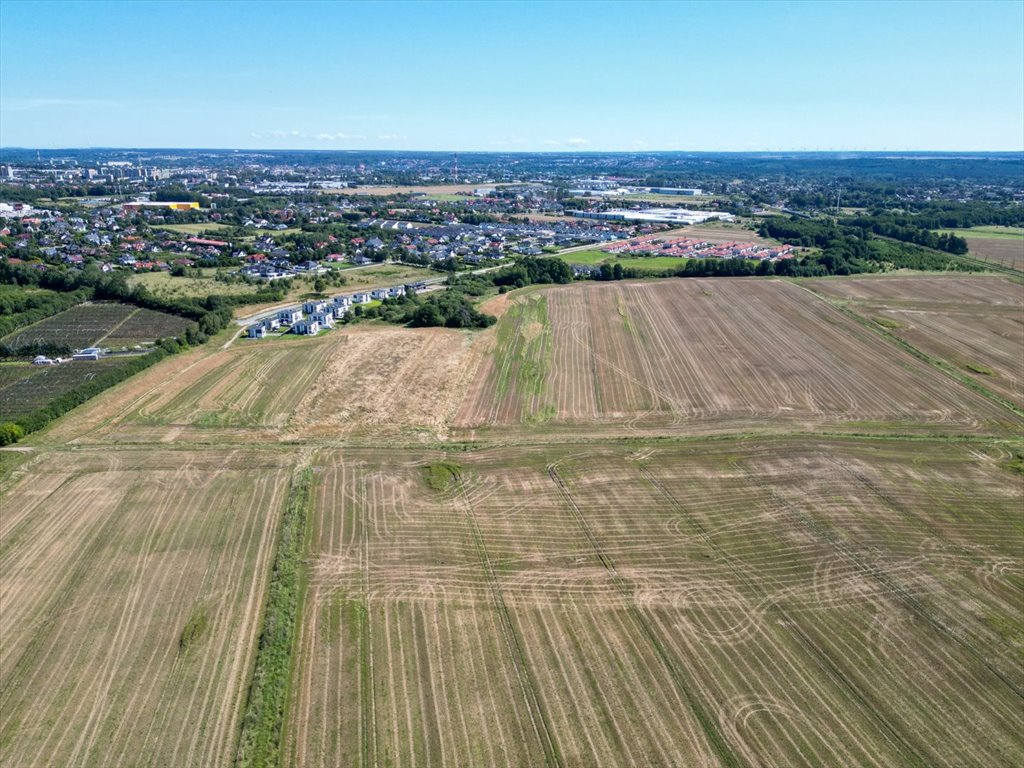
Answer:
[{"left": 1, "top": 0, "right": 1022, "bottom": 152}]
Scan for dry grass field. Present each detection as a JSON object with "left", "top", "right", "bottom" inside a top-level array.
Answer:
[
  {"left": 456, "top": 279, "right": 1019, "bottom": 438},
  {"left": 3, "top": 271, "right": 1021, "bottom": 768},
  {"left": 0, "top": 448, "right": 293, "bottom": 767}
]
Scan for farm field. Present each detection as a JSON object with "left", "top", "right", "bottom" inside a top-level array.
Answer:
[
  {"left": 286, "top": 438, "right": 1024, "bottom": 768},
  {"left": 932, "top": 227, "right": 1024, "bottom": 270},
  {"left": 3, "top": 271, "right": 1023, "bottom": 767},
  {"left": 967, "top": 239, "right": 1023, "bottom": 271},
  {"left": 37, "top": 325, "right": 482, "bottom": 447},
  {"left": 671, "top": 222, "right": 773, "bottom": 243},
  {"left": 0, "top": 447, "right": 293, "bottom": 768},
  {"left": 804, "top": 274, "right": 1024, "bottom": 408},
  {"left": 614, "top": 255, "right": 688, "bottom": 271},
  {"left": 556, "top": 250, "right": 686, "bottom": 272},
  {"left": 0, "top": 357, "right": 134, "bottom": 421},
  {"left": 0, "top": 301, "right": 193, "bottom": 350},
  {"left": 29, "top": 337, "right": 334, "bottom": 444},
  {"left": 455, "top": 279, "right": 1020, "bottom": 438}
]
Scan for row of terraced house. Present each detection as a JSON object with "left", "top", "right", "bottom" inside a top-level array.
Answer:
[{"left": 247, "top": 283, "right": 425, "bottom": 338}]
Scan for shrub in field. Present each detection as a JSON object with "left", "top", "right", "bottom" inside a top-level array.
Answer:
[{"left": 0, "top": 422, "right": 25, "bottom": 446}]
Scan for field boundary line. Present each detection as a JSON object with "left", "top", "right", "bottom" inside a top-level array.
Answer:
[
  {"left": 790, "top": 280, "right": 1024, "bottom": 420},
  {"left": 453, "top": 472, "right": 565, "bottom": 768},
  {"left": 234, "top": 464, "right": 313, "bottom": 768},
  {"left": 547, "top": 462, "right": 745, "bottom": 768},
  {"left": 92, "top": 306, "right": 141, "bottom": 346}
]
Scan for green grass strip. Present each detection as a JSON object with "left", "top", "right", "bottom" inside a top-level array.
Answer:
[{"left": 235, "top": 467, "right": 313, "bottom": 768}]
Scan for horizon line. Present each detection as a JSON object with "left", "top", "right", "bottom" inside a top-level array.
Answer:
[{"left": 3, "top": 146, "right": 1024, "bottom": 155}]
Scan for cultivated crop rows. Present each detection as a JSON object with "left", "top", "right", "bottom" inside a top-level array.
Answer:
[
  {"left": 2, "top": 302, "right": 137, "bottom": 349},
  {"left": 100, "top": 307, "right": 193, "bottom": 347},
  {"left": 1, "top": 301, "right": 194, "bottom": 351},
  {"left": 457, "top": 279, "right": 1019, "bottom": 436},
  {"left": 0, "top": 448, "right": 292, "bottom": 768},
  {"left": 0, "top": 357, "right": 132, "bottom": 420},
  {"left": 285, "top": 440, "right": 1023, "bottom": 767}
]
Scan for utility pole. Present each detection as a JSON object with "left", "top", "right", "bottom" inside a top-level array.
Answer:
[{"left": 453, "top": 152, "right": 458, "bottom": 184}]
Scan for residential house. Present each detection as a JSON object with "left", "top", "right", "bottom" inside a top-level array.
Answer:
[
  {"left": 311, "top": 311, "right": 334, "bottom": 329},
  {"left": 292, "top": 318, "right": 320, "bottom": 335},
  {"left": 277, "top": 308, "right": 302, "bottom": 325}
]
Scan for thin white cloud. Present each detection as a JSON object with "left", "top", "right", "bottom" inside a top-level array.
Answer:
[
  {"left": 249, "top": 130, "right": 364, "bottom": 141},
  {"left": 566, "top": 137, "right": 590, "bottom": 146},
  {"left": 541, "top": 139, "right": 560, "bottom": 146}
]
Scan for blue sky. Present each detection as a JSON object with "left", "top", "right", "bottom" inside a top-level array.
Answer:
[{"left": 1, "top": 0, "right": 1022, "bottom": 151}]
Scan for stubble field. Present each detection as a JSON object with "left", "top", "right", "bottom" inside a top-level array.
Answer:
[
  {"left": 456, "top": 279, "right": 1020, "bottom": 438},
  {"left": 2, "top": 272, "right": 1021, "bottom": 768},
  {"left": 804, "top": 274, "right": 1024, "bottom": 408},
  {"left": 0, "top": 448, "right": 293, "bottom": 768},
  {"left": 286, "top": 439, "right": 1023, "bottom": 768}
]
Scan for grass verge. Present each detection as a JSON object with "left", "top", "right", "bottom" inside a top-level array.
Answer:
[{"left": 235, "top": 467, "right": 313, "bottom": 768}]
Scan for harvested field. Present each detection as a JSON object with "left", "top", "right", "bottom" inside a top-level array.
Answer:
[
  {"left": 671, "top": 223, "right": 772, "bottom": 244},
  {"left": 966, "top": 238, "right": 1024, "bottom": 271},
  {"left": 35, "top": 337, "right": 334, "bottom": 444},
  {"left": 935, "top": 227, "right": 1024, "bottom": 271},
  {"left": 803, "top": 274, "right": 1023, "bottom": 307},
  {"left": 37, "top": 326, "right": 482, "bottom": 446},
  {"left": 288, "top": 326, "right": 483, "bottom": 441},
  {"left": 0, "top": 447, "right": 293, "bottom": 768},
  {"left": 456, "top": 279, "right": 1020, "bottom": 437},
  {"left": 5, "top": 271, "right": 1023, "bottom": 768},
  {"left": 805, "top": 275, "right": 1024, "bottom": 407},
  {"left": 286, "top": 438, "right": 1024, "bottom": 767}
]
